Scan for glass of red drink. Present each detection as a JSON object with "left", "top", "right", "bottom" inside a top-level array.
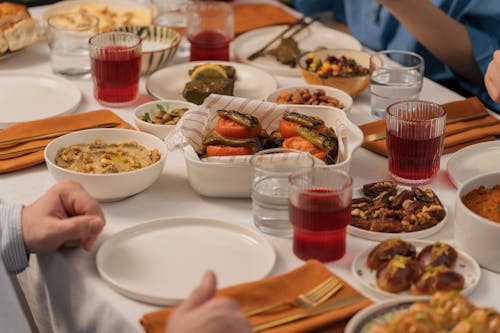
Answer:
[
  {"left": 186, "top": 1, "right": 234, "bottom": 61},
  {"left": 386, "top": 100, "right": 446, "bottom": 185},
  {"left": 288, "top": 168, "right": 352, "bottom": 262},
  {"left": 89, "top": 32, "right": 142, "bottom": 107}
]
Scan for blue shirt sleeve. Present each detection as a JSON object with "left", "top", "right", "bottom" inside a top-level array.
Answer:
[{"left": 0, "top": 204, "right": 29, "bottom": 275}]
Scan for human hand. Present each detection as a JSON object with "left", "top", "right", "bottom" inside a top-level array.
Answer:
[
  {"left": 21, "top": 179, "right": 105, "bottom": 253},
  {"left": 166, "top": 271, "right": 252, "bottom": 333},
  {"left": 485, "top": 50, "right": 500, "bottom": 102}
]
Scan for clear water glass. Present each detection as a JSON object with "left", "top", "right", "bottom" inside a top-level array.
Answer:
[
  {"left": 370, "top": 50, "right": 424, "bottom": 118},
  {"left": 250, "top": 148, "right": 314, "bottom": 237},
  {"left": 151, "top": 0, "right": 190, "bottom": 58}
]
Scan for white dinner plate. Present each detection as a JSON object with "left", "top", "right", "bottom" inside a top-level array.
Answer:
[
  {"left": 351, "top": 239, "right": 480, "bottom": 301},
  {"left": 447, "top": 141, "right": 500, "bottom": 188},
  {"left": 0, "top": 71, "right": 81, "bottom": 129},
  {"left": 232, "top": 24, "right": 362, "bottom": 77},
  {"left": 348, "top": 186, "right": 448, "bottom": 241},
  {"left": 96, "top": 217, "right": 276, "bottom": 306},
  {"left": 146, "top": 61, "right": 277, "bottom": 102}
]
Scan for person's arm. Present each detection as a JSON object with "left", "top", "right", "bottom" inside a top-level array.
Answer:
[
  {"left": 377, "top": 0, "right": 483, "bottom": 85},
  {"left": 485, "top": 50, "right": 500, "bottom": 103},
  {"left": 167, "top": 271, "right": 252, "bottom": 333},
  {"left": 1, "top": 180, "right": 105, "bottom": 275},
  {"left": 0, "top": 203, "right": 27, "bottom": 275}
]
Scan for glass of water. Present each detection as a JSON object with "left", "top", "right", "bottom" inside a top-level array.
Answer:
[
  {"left": 250, "top": 148, "right": 315, "bottom": 237},
  {"left": 151, "top": 0, "right": 190, "bottom": 58},
  {"left": 47, "top": 13, "right": 99, "bottom": 78},
  {"left": 369, "top": 50, "right": 424, "bottom": 118}
]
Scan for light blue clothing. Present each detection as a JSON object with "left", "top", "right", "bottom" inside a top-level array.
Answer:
[
  {"left": 292, "top": 0, "right": 500, "bottom": 112},
  {"left": 1, "top": 203, "right": 29, "bottom": 275},
  {"left": 0, "top": 203, "right": 32, "bottom": 332}
]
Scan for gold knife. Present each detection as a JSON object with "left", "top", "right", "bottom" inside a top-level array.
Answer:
[
  {"left": 252, "top": 295, "right": 365, "bottom": 332},
  {"left": 364, "top": 112, "right": 490, "bottom": 142}
]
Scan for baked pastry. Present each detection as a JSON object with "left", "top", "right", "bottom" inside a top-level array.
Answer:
[
  {"left": 366, "top": 237, "right": 417, "bottom": 270},
  {"left": 0, "top": 2, "right": 43, "bottom": 54},
  {"left": 417, "top": 242, "right": 458, "bottom": 269},
  {"left": 411, "top": 265, "right": 465, "bottom": 295},
  {"left": 376, "top": 255, "right": 422, "bottom": 293}
]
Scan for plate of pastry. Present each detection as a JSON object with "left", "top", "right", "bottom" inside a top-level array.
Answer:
[
  {"left": 351, "top": 238, "right": 480, "bottom": 301},
  {"left": 348, "top": 181, "right": 448, "bottom": 241},
  {"left": 146, "top": 61, "right": 277, "bottom": 105},
  {"left": 345, "top": 291, "right": 494, "bottom": 333}
]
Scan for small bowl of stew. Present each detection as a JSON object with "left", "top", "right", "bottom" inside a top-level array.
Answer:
[
  {"left": 134, "top": 99, "right": 196, "bottom": 140},
  {"left": 297, "top": 49, "right": 371, "bottom": 97},
  {"left": 455, "top": 171, "right": 500, "bottom": 273}
]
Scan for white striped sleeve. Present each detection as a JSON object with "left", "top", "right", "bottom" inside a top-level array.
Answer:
[{"left": 0, "top": 204, "right": 29, "bottom": 275}]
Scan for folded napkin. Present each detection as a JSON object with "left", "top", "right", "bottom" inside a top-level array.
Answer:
[
  {"left": 234, "top": 3, "right": 299, "bottom": 36},
  {"left": 361, "top": 97, "right": 500, "bottom": 157},
  {"left": 140, "top": 260, "right": 371, "bottom": 333},
  {"left": 0, "top": 110, "right": 133, "bottom": 173}
]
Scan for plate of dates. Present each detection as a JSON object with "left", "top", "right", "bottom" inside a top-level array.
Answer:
[{"left": 349, "top": 181, "right": 448, "bottom": 241}]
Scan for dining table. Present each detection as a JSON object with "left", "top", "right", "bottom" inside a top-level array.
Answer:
[{"left": 2, "top": 1, "right": 500, "bottom": 332}]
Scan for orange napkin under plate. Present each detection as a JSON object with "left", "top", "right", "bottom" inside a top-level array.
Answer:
[
  {"left": 233, "top": 3, "right": 299, "bottom": 36},
  {"left": 0, "top": 109, "right": 133, "bottom": 173},
  {"left": 140, "top": 260, "right": 371, "bottom": 333},
  {"left": 360, "top": 97, "right": 500, "bottom": 157}
]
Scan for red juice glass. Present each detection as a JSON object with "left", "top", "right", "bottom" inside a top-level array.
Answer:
[
  {"left": 288, "top": 168, "right": 352, "bottom": 262},
  {"left": 386, "top": 100, "right": 446, "bottom": 185},
  {"left": 89, "top": 32, "right": 142, "bottom": 107},
  {"left": 187, "top": 1, "right": 234, "bottom": 61}
]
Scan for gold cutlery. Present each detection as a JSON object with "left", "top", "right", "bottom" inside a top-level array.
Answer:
[
  {"left": 0, "top": 146, "right": 45, "bottom": 159},
  {"left": 0, "top": 122, "right": 120, "bottom": 148},
  {"left": 247, "top": 16, "right": 316, "bottom": 61},
  {"left": 252, "top": 295, "right": 366, "bottom": 332},
  {"left": 364, "top": 112, "right": 490, "bottom": 142},
  {"left": 245, "top": 277, "right": 343, "bottom": 317}
]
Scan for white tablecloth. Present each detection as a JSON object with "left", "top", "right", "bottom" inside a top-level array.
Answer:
[{"left": 1, "top": 4, "right": 499, "bottom": 333}]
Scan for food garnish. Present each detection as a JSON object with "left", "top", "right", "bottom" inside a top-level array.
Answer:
[
  {"left": 139, "top": 104, "right": 188, "bottom": 125},
  {"left": 304, "top": 53, "right": 369, "bottom": 78}
]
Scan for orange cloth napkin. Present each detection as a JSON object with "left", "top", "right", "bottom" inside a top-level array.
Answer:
[
  {"left": 0, "top": 110, "right": 133, "bottom": 173},
  {"left": 233, "top": 3, "right": 299, "bottom": 36},
  {"left": 140, "top": 260, "right": 371, "bottom": 333},
  {"left": 360, "top": 97, "right": 500, "bottom": 157}
]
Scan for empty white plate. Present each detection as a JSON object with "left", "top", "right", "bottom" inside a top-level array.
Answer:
[
  {"left": 96, "top": 217, "right": 276, "bottom": 305},
  {"left": 447, "top": 141, "right": 500, "bottom": 188},
  {"left": 0, "top": 71, "right": 81, "bottom": 129}
]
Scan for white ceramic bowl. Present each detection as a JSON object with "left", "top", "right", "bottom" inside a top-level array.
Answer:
[
  {"left": 183, "top": 105, "right": 364, "bottom": 198},
  {"left": 455, "top": 171, "right": 500, "bottom": 273},
  {"left": 265, "top": 84, "right": 353, "bottom": 112},
  {"left": 113, "top": 25, "right": 181, "bottom": 74},
  {"left": 134, "top": 99, "right": 196, "bottom": 140},
  {"left": 45, "top": 128, "right": 167, "bottom": 202}
]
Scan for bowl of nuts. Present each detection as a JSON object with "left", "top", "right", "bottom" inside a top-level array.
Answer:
[
  {"left": 266, "top": 85, "right": 353, "bottom": 111},
  {"left": 134, "top": 99, "right": 196, "bottom": 140}
]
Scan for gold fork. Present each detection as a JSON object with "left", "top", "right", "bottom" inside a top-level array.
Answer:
[{"left": 244, "top": 277, "right": 343, "bottom": 317}]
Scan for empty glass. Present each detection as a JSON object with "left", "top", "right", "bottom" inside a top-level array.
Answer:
[{"left": 370, "top": 50, "right": 424, "bottom": 118}]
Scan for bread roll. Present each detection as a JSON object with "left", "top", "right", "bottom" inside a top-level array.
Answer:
[
  {"left": 0, "top": 2, "right": 29, "bottom": 27},
  {"left": 3, "top": 17, "right": 43, "bottom": 51}
]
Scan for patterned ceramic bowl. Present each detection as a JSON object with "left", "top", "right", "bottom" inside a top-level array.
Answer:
[{"left": 113, "top": 25, "right": 181, "bottom": 75}]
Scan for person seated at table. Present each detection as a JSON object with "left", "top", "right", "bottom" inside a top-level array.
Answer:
[
  {"left": 485, "top": 50, "right": 500, "bottom": 103},
  {"left": 292, "top": 0, "right": 500, "bottom": 113},
  {"left": 0, "top": 180, "right": 252, "bottom": 333}
]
